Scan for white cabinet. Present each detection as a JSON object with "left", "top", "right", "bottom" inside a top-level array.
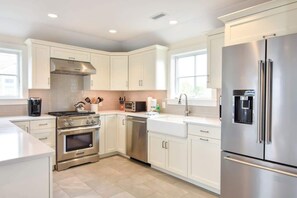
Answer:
[
  {"left": 110, "top": 56, "right": 129, "bottom": 90},
  {"left": 129, "top": 45, "right": 168, "bottom": 90},
  {"left": 30, "top": 119, "right": 56, "bottom": 166},
  {"left": 84, "top": 53, "right": 110, "bottom": 90},
  {"left": 148, "top": 133, "right": 166, "bottom": 169},
  {"left": 26, "top": 42, "right": 50, "bottom": 89},
  {"left": 105, "top": 115, "right": 117, "bottom": 153},
  {"left": 12, "top": 121, "right": 30, "bottom": 133},
  {"left": 148, "top": 132, "right": 188, "bottom": 177},
  {"left": 117, "top": 115, "right": 126, "bottom": 154},
  {"left": 207, "top": 29, "right": 224, "bottom": 89},
  {"left": 188, "top": 124, "right": 221, "bottom": 192},
  {"left": 219, "top": 1, "right": 297, "bottom": 46},
  {"left": 50, "top": 47, "right": 90, "bottom": 62},
  {"left": 99, "top": 116, "right": 106, "bottom": 155}
]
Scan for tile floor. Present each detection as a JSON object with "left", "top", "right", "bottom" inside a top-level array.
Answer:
[{"left": 53, "top": 155, "right": 218, "bottom": 198}]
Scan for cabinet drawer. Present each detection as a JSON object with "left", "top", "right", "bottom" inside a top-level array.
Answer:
[
  {"left": 188, "top": 124, "right": 221, "bottom": 139},
  {"left": 51, "top": 47, "right": 90, "bottom": 62},
  {"left": 31, "top": 132, "right": 52, "bottom": 147},
  {"left": 30, "top": 120, "right": 55, "bottom": 130}
]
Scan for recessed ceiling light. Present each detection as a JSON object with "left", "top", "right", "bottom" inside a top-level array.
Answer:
[
  {"left": 48, "top": 13, "right": 58, "bottom": 18},
  {"left": 169, "top": 20, "right": 178, "bottom": 25},
  {"left": 109, "top": 29, "right": 117, "bottom": 34}
]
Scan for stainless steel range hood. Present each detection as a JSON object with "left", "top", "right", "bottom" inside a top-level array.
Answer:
[{"left": 50, "top": 58, "right": 96, "bottom": 75}]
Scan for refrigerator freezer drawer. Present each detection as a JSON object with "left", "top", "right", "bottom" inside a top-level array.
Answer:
[{"left": 221, "top": 152, "right": 297, "bottom": 198}]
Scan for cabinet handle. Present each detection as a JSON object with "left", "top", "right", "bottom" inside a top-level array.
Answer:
[
  {"left": 122, "top": 119, "right": 125, "bottom": 125},
  {"left": 162, "top": 141, "right": 165, "bottom": 148},
  {"left": 91, "top": 80, "right": 93, "bottom": 86},
  {"left": 39, "top": 137, "right": 48, "bottom": 141},
  {"left": 69, "top": 57, "right": 76, "bottom": 60},
  {"left": 262, "top": 33, "right": 276, "bottom": 39},
  {"left": 165, "top": 142, "right": 168, "bottom": 149},
  {"left": 139, "top": 80, "right": 141, "bottom": 86},
  {"left": 200, "top": 130, "right": 209, "bottom": 133},
  {"left": 200, "top": 138, "right": 209, "bottom": 142},
  {"left": 39, "top": 123, "right": 48, "bottom": 126},
  {"left": 26, "top": 126, "right": 29, "bottom": 132},
  {"left": 140, "top": 80, "right": 143, "bottom": 86}
]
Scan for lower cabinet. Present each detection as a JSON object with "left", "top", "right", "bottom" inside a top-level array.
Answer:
[
  {"left": 99, "top": 114, "right": 126, "bottom": 156},
  {"left": 148, "top": 132, "right": 188, "bottom": 177},
  {"left": 117, "top": 115, "right": 126, "bottom": 154},
  {"left": 11, "top": 121, "right": 30, "bottom": 132},
  {"left": 105, "top": 115, "right": 117, "bottom": 153},
  {"left": 11, "top": 119, "right": 56, "bottom": 167},
  {"left": 188, "top": 135, "right": 221, "bottom": 190}
]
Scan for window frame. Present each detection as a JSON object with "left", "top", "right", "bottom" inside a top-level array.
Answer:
[
  {"left": 168, "top": 48, "right": 217, "bottom": 107},
  {"left": 0, "top": 42, "right": 28, "bottom": 105}
]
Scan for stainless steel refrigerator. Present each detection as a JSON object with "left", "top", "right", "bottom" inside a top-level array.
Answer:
[{"left": 221, "top": 33, "right": 297, "bottom": 198}]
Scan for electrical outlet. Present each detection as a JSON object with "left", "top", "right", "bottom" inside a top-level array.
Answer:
[{"left": 162, "top": 101, "right": 166, "bottom": 109}]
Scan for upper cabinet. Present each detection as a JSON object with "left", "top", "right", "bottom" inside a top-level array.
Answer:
[
  {"left": 110, "top": 56, "right": 129, "bottom": 90},
  {"left": 128, "top": 45, "right": 168, "bottom": 90},
  {"left": 26, "top": 40, "right": 51, "bottom": 89},
  {"left": 50, "top": 47, "right": 90, "bottom": 62},
  {"left": 219, "top": 1, "right": 297, "bottom": 46},
  {"left": 207, "top": 28, "right": 224, "bottom": 89},
  {"left": 84, "top": 53, "right": 110, "bottom": 90}
]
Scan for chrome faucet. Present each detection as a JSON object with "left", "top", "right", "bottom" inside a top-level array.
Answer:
[{"left": 178, "top": 93, "right": 190, "bottom": 116}]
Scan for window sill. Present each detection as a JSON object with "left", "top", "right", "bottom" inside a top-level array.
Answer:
[
  {"left": 0, "top": 99, "right": 28, "bottom": 105},
  {"left": 166, "top": 98, "right": 217, "bottom": 107}
]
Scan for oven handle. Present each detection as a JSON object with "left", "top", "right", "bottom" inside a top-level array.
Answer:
[{"left": 58, "top": 125, "right": 100, "bottom": 135}]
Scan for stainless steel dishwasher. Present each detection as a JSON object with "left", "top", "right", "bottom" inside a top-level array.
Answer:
[{"left": 126, "top": 116, "right": 148, "bottom": 163}]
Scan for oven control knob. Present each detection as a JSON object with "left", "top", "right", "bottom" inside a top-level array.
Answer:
[
  {"left": 64, "top": 122, "right": 69, "bottom": 127},
  {"left": 91, "top": 120, "right": 96, "bottom": 124},
  {"left": 69, "top": 120, "right": 74, "bottom": 126},
  {"left": 86, "top": 120, "right": 90, "bottom": 125}
]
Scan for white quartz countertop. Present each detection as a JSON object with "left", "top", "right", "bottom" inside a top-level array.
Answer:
[
  {"left": 98, "top": 110, "right": 221, "bottom": 127},
  {"left": 0, "top": 115, "right": 55, "bottom": 166}
]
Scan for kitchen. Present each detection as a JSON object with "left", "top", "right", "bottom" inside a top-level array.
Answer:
[{"left": 0, "top": 0, "right": 297, "bottom": 198}]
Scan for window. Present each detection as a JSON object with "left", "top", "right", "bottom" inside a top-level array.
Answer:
[{"left": 0, "top": 49, "right": 21, "bottom": 99}]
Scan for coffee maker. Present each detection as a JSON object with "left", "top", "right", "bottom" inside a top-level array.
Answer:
[{"left": 28, "top": 97, "right": 42, "bottom": 116}]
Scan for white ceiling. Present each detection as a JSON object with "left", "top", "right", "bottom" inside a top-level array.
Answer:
[{"left": 0, "top": 0, "right": 271, "bottom": 51}]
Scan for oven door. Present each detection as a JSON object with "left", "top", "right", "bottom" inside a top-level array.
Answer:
[{"left": 57, "top": 125, "right": 99, "bottom": 162}]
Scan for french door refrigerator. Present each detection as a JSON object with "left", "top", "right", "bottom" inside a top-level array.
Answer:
[{"left": 221, "top": 33, "right": 297, "bottom": 198}]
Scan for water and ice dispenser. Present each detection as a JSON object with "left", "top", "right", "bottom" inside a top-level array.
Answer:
[{"left": 233, "top": 90, "right": 255, "bottom": 124}]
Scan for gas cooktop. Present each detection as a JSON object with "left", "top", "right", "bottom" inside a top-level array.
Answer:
[{"left": 48, "top": 111, "right": 95, "bottom": 117}]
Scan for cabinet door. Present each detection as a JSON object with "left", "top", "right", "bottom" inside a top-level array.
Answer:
[
  {"left": 50, "top": 47, "right": 90, "bottom": 62},
  {"left": 105, "top": 115, "right": 117, "bottom": 153},
  {"left": 85, "top": 53, "right": 110, "bottom": 90},
  {"left": 188, "top": 135, "right": 221, "bottom": 190},
  {"left": 207, "top": 32, "right": 224, "bottom": 89},
  {"left": 29, "top": 44, "right": 50, "bottom": 89},
  {"left": 99, "top": 116, "right": 106, "bottom": 155},
  {"left": 167, "top": 136, "right": 188, "bottom": 177},
  {"left": 128, "top": 53, "right": 143, "bottom": 90},
  {"left": 148, "top": 133, "right": 166, "bottom": 169},
  {"left": 117, "top": 115, "right": 126, "bottom": 154},
  {"left": 110, "top": 56, "right": 129, "bottom": 90},
  {"left": 12, "top": 121, "right": 30, "bottom": 133},
  {"left": 141, "top": 50, "right": 156, "bottom": 90}
]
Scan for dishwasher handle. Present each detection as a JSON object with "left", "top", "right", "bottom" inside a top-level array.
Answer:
[{"left": 126, "top": 117, "right": 147, "bottom": 124}]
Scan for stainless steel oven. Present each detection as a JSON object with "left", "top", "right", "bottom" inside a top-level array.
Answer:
[
  {"left": 57, "top": 125, "right": 99, "bottom": 162},
  {"left": 48, "top": 111, "right": 100, "bottom": 171}
]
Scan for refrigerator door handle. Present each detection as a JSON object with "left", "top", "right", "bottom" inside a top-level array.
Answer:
[
  {"left": 224, "top": 156, "right": 297, "bottom": 178},
  {"left": 266, "top": 59, "right": 273, "bottom": 144},
  {"left": 258, "top": 60, "right": 265, "bottom": 143}
]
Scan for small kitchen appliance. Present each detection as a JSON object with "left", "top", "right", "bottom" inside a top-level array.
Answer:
[
  {"left": 28, "top": 97, "right": 42, "bottom": 116},
  {"left": 124, "top": 101, "right": 146, "bottom": 112}
]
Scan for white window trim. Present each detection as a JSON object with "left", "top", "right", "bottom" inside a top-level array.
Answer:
[
  {"left": 167, "top": 44, "right": 217, "bottom": 107},
  {"left": 0, "top": 42, "right": 28, "bottom": 105}
]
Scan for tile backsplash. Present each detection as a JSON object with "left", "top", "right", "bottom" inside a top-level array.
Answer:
[{"left": 0, "top": 74, "right": 219, "bottom": 118}]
